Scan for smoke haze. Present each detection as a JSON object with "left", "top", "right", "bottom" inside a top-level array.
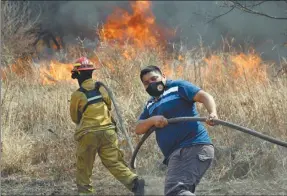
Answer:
[{"left": 31, "top": 1, "right": 287, "bottom": 61}]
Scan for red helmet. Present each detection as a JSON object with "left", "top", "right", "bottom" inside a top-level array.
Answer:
[{"left": 72, "top": 57, "right": 95, "bottom": 71}]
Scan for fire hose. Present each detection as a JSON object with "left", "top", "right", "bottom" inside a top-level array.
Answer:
[
  {"left": 130, "top": 117, "right": 287, "bottom": 169},
  {"left": 97, "top": 81, "right": 135, "bottom": 154},
  {"left": 94, "top": 82, "right": 287, "bottom": 170},
  {"left": 49, "top": 81, "right": 136, "bottom": 155}
]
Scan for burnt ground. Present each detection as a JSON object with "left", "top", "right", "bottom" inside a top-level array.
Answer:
[{"left": 2, "top": 173, "right": 287, "bottom": 195}]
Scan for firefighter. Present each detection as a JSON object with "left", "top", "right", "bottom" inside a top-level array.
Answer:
[
  {"left": 69, "top": 57, "right": 145, "bottom": 195},
  {"left": 135, "top": 65, "right": 217, "bottom": 196}
]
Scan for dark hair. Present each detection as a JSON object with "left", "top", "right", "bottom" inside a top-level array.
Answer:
[{"left": 140, "top": 65, "right": 162, "bottom": 81}]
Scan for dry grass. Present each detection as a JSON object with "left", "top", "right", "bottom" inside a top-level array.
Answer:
[
  {"left": 1, "top": 42, "right": 287, "bottom": 195},
  {"left": 1, "top": 1, "right": 40, "bottom": 67}
]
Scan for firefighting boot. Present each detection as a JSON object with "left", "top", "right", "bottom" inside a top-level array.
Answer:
[{"left": 131, "top": 178, "right": 145, "bottom": 196}]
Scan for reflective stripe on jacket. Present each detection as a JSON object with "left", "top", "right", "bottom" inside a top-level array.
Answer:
[{"left": 70, "top": 78, "right": 115, "bottom": 140}]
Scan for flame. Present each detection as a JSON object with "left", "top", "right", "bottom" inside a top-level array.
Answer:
[
  {"left": 98, "top": 1, "right": 168, "bottom": 49},
  {"left": 202, "top": 51, "right": 267, "bottom": 85},
  {"left": 230, "top": 52, "right": 267, "bottom": 81},
  {"left": 162, "top": 63, "right": 173, "bottom": 77},
  {"left": 203, "top": 55, "right": 225, "bottom": 82},
  {"left": 0, "top": 57, "right": 33, "bottom": 81},
  {"left": 175, "top": 65, "right": 184, "bottom": 78},
  {"left": 178, "top": 55, "right": 184, "bottom": 61},
  {"left": 2, "top": 1, "right": 269, "bottom": 87},
  {"left": 39, "top": 60, "right": 75, "bottom": 85},
  {"left": 1, "top": 58, "right": 77, "bottom": 85},
  {"left": 162, "top": 56, "right": 186, "bottom": 79}
]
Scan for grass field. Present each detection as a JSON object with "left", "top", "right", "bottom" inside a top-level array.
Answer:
[{"left": 1, "top": 41, "right": 287, "bottom": 195}]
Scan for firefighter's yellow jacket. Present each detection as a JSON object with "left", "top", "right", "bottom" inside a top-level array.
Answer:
[{"left": 70, "top": 78, "right": 116, "bottom": 141}]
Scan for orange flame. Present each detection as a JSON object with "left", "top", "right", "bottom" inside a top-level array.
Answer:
[
  {"left": 2, "top": 2, "right": 268, "bottom": 87},
  {"left": 230, "top": 52, "right": 267, "bottom": 81},
  {"left": 98, "top": 1, "right": 168, "bottom": 49},
  {"left": 0, "top": 57, "right": 33, "bottom": 81},
  {"left": 203, "top": 55, "right": 225, "bottom": 82},
  {"left": 162, "top": 55, "right": 186, "bottom": 78},
  {"left": 39, "top": 60, "right": 75, "bottom": 85},
  {"left": 202, "top": 51, "right": 267, "bottom": 85}
]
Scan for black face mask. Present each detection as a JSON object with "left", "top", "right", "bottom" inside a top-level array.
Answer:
[
  {"left": 146, "top": 81, "right": 165, "bottom": 97},
  {"left": 71, "top": 71, "right": 91, "bottom": 86},
  {"left": 71, "top": 71, "right": 79, "bottom": 79}
]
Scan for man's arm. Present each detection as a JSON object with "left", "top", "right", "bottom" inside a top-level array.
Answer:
[
  {"left": 135, "top": 116, "right": 168, "bottom": 135},
  {"left": 193, "top": 90, "right": 218, "bottom": 125},
  {"left": 70, "top": 92, "right": 85, "bottom": 124},
  {"left": 99, "top": 86, "right": 112, "bottom": 110},
  {"left": 193, "top": 90, "right": 217, "bottom": 114}
]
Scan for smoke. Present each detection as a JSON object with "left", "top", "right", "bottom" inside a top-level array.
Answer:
[
  {"left": 152, "top": 1, "right": 287, "bottom": 61},
  {"left": 33, "top": 1, "right": 287, "bottom": 61}
]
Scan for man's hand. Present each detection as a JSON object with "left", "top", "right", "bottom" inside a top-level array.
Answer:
[
  {"left": 193, "top": 90, "right": 218, "bottom": 126},
  {"left": 135, "top": 115, "right": 168, "bottom": 135},
  {"left": 151, "top": 115, "right": 169, "bottom": 128},
  {"left": 206, "top": 112, "right": 218, "bottom": 126}
]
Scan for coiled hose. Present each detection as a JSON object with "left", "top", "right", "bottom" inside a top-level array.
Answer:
[{"left": 130, "top": 117, "right": 287, "bottom": 169}]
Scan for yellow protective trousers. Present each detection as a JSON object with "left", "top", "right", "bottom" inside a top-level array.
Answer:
[{"left": 76, "top": 129, "right": 137, "bottom": 194}]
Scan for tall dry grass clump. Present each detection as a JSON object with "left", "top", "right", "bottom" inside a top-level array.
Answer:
[
  {"left": 1, "top": 73, "right": 76, "bottom": 179},
  {"left": 1, "top": 1, "right": 41, "bottom": 67},
  {"left": 1, "top": 42, "right": 287, "bottom": 189}
]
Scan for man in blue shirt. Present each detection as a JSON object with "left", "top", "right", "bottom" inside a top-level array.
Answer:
[{"left": 135, "top": 65, "right": 217, "bottom": 196}]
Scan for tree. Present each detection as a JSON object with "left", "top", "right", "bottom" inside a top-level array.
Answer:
[
  {"left": 1, "top": 1, "right": 41, "bottom": 66},
  {"left": 207, "top": 1, "right": 287, "bottom": 24}
]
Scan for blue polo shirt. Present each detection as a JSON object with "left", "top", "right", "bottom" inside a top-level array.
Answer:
[{"left": 139, "top": 79, "right": 212, "bottom": 164}]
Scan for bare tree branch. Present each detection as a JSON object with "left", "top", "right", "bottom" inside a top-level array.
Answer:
[
  {"left": 206, "top": 6, "right": 235, "bottom": 24},
  {"left": 231, "top": 1, "right": 287, "bottom": 20},
  {"left": 206, "top": 1, "right": 272, "bottom": 24},
  {"left": 245, "top": 1, "right": 266, "bottom": 8}
]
